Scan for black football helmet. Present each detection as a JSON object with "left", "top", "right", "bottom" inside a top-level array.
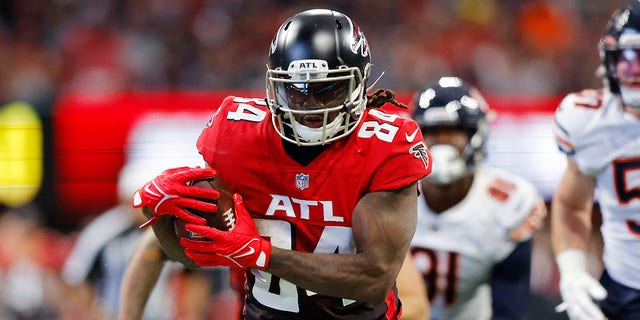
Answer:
[
  {"left": 412, "top": 76, "right": 491, "bottom": 184},
  {"left": 266, "top": 9, "right": 372, "bottom": 146},
  {"left": 600, "top": 0, "right": 640, "bottom": 100}
]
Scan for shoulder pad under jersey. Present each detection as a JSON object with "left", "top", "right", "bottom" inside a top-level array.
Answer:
[{"left": 554, "top": 88, "right": 604, "bottom": 154}]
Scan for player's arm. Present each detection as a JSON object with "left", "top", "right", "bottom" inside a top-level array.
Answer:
[
  {"left": 551, "top": 156, "right": 595, "bottom": 254},
  {"left": 184, "top": 183, "right": 419, "bottom": 303},
  {"left": 551, "top": 156, "right": 606, "bottom": 319},
  {"left": 265, "top": 183, "right": 418, "bottom": 303},
  {"left": 490, "top": 239, "right": 532, "bottom": 320},
  {"left": 118, "top": 228, "right": 166, "bottom": 320},
  {"left": 397, "top": 252, "right": 430, "bottom": 320}
]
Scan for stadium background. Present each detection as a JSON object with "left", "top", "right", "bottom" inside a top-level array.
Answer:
[{"left": 0, "top": 0, "right": 622, "bottom": 318}]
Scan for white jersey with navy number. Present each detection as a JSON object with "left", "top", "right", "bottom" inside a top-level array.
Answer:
[
  {"left": 410, "top": 167, "right": 546, "bottom": 320},
  {"left": 554, "top": 88, "right": 640, "bottom": 289}
]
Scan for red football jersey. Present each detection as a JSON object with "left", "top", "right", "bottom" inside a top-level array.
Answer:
[{"left": 197, "top": 96, "right": 431, "bottom": 319}]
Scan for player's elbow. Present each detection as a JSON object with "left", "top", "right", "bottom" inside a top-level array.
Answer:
[
  {"left": 368, "top": 287, "right": 396, "bottom": 304},
  {"left": 358, "top": 285, "right": 393, "bottom": 304},
  {"left": 358, "top": 265, "right": 397, "bottom": 303}
]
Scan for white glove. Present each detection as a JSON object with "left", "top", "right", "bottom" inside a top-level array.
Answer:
[{"left": 555, "top": 249, "right": 607, "bottom": 320}]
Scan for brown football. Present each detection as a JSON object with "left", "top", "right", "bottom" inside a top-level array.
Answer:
[
  {"left": 173, "top": 177, "right": 235, "bottom": 240},
  {"left": 146, "top": 174, "right": 234, "bottom": 269}
]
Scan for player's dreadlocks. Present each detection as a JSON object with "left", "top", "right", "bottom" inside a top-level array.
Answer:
[{"left": 366, "top": 89, "right": 408, "bottom": 109}]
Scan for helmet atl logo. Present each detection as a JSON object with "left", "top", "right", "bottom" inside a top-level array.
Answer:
[
  {"left": 349, "top": 20, "right": 369, "bottom": 57},
  {"left": 295, "top": 173, "right": 310, "bottom": 190}
]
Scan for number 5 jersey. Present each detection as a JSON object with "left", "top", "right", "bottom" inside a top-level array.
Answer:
[{"left": 554, "top": 88, "right": 640, "bottom": 290}]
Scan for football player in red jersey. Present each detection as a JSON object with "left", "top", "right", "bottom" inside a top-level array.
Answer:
[{"left": 120, "top": 9, "right": 431, "bottom": 320}]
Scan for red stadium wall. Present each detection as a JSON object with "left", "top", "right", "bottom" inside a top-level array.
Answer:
[{"left": 52, "top": 91, "right": 562, "bottom": 227}]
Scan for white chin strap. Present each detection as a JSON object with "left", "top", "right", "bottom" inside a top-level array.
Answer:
[
  {"left": 619, "top": 85, "right": 640, "bottom": 109},
  {"left": 291, "top": 113, "right": 345, "bottom": 144},
  {"left": 425, "top": 144, "right": 466, "bottom": 186}
]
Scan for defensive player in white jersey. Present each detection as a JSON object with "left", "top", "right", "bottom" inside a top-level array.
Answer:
[
  {"left": 397, "top": 77, "right": 547, "bottom": 320},
  {"left": 552, "top": 1, "right": 640, "bottom": 319},
  {"left": 120, "top": 9, "right": 432, "bottom": 320}
]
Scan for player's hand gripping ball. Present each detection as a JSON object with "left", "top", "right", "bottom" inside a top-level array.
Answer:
[
  {"left": 173, "top": 178, "right": 236, "bottom": 240},
  {"left": 134, "top": 166, "right": 219, "bottom": 229},
  {"left": 138, "top": 168, "right": 236, "bottom": 269}
]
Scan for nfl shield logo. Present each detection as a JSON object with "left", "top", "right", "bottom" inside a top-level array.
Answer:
[{"left": 295, "top": 173, "right": 310, "bottom": 190}]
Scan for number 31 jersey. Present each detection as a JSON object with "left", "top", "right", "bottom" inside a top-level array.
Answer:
[
  {"left": 196, "top": 96, "right": 431, "bottom": 319},
  {"left": 410, "top": 167, "right": 545, "bottom": 320},
  {"left": 554, "top": 89, "right": 640, "bottom": 290}
]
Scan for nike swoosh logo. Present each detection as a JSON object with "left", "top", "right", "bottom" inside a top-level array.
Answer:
[
  {"left": 234, "top": 245, "right": 256, "bottom": 259},
  {"left": 405, "top": 128, "right": 419, "bottom": 142},
  {"left": 144, "top": 184, "right": 160, "bottom": 197}
]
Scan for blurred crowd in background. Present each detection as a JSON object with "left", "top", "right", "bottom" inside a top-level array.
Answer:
[
  {"left": 0, "top": 0, "right": 627, "bottom": 114},
  {"left": 0, "top": 0, "right": 625, "bottom": 319}
]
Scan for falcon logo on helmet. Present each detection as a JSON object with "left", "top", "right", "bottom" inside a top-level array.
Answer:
[
  {"left": 265, "top": 9, "right": 372, "bottom": 146},
  {"left": 349, "top": 21, "right": 369, "bottom": 57}
]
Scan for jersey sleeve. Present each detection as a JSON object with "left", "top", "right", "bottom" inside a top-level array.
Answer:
[
  {"left": 486, "top": 169, "right": 546, "bottom": 261},
  {"left": 499, "top": 172, "right": 546, "bottom": 243},
  {"left": 368, "top": 113, "right": 432, "bottom": 192},
  {"left": 506, "top": 196, "right": 546, "bottom": 243},
  {"left": 553, "top": 89, "right": 603, "bottom": 155},
  {"left": 492, "top": 172, "right": 547, "bottom": 261},
  {"left": 196, "top": 96, "right": 236, "bottom": 167}
]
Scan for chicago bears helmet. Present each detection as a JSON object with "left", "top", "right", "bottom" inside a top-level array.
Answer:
[
  {"left": 266, "top": 9, "right": 372, "bottom": 146},
  {"left": 600, "top": 0, "right": 640, "bottom": 107},
  {"left": 412, "top": 76, "right": 491, "bottom": 185}
]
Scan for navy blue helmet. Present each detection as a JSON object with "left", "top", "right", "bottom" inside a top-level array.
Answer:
[
  {"left": 412, "top": 76, "right": 492, "bottom": 184},
  {"left": 599, "top": 0, "right": 640, "bottom": 95}
]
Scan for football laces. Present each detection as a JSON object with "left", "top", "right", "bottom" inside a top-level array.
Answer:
[{"left": 222, "top": 208, "right": 236, "bottom": 231}]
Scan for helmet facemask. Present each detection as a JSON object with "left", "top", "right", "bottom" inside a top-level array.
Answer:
[
  {"left": 600, "top": 2, "right": 640, "bottom": 109},
  {"left": 265, "top": 9, "right": 372, "bottom": 146},
  {"left": 266, "top": 61, "right": 368, "bottom": 146},
  {"left": 601, "top": 32, "right": 640, "bottom": 109},
  {"left": 425, "top": 144, "right": 466, "bottom": 186},
  {"left": 424, "top": 123, "right": 488, "bottom": 186},
  {"left": 412, "top": 76, "right": 492, "bottom": 186}
]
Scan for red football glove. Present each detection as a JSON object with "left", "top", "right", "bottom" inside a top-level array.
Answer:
[
  {"left": 133, "top": 166, "right": 220, "bottom": 229},
  {"left": 181, "top": 194, "right": 271, "bottom": 269}
]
